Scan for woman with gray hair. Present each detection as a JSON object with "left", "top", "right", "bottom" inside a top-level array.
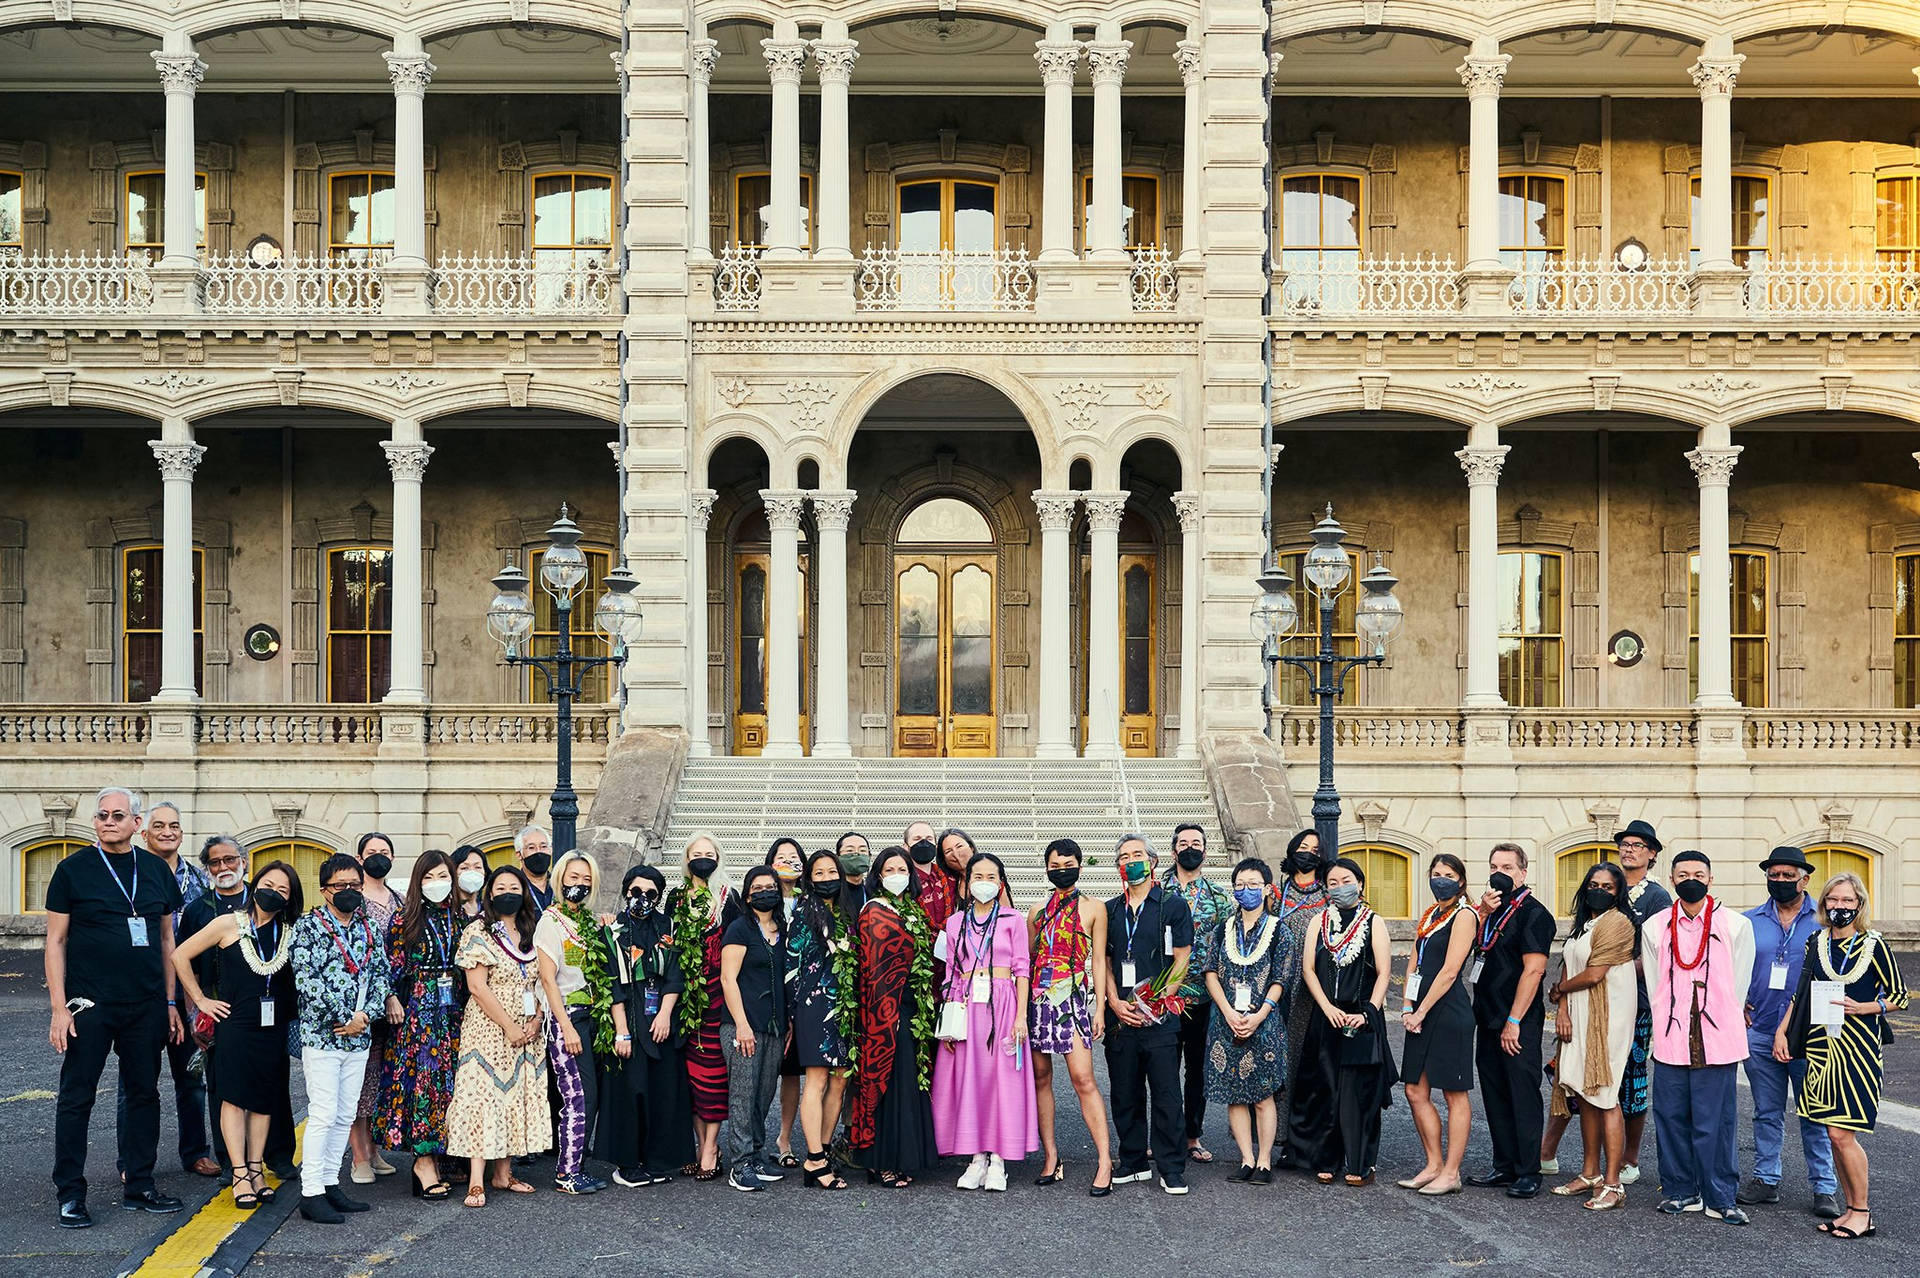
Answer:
[{"left": 1774, "top": 871, "right": 1909, "bottom": 1240}]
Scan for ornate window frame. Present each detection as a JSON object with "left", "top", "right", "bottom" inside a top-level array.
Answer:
[
  {"left": 1274, "top": 131, "right": 1397, "bottom": 256},
  {"left": 1460, "top": 133, "right": 1600, "bottom": 261},
  {"left": 1073, "top": 138, "right": 1180, "bottom": 253},
  {"left": 1663, "top": 138, "right": 1809, "bottom": 262},
  {"left": 0, "top": 516, "right": 22, "bottom": 698},
  {"left": 291, "top": 501, "right": 437, "bottom": 703},
  {"left": 89, "top": 135, "right": 232, "bottom": 257},
  {"left": 1454, "top": 505, "right": 1600, "bottom": 705},
  {"left": 84, "top": 509, "right": 231, "bottom": 703},
  {"left": 491, "top": 511, "right": 618, "bottom": 702},
  {"left": 860, "top": 133, "right": 1031, "bottom": 252},
  {"left": 1661, "top": 511, "right": 1804, "bottom": 708},
  {"left": 711, "top": 140, "right": 818, "bottom": 253},
  {"left": 1272, "top": 514, "right": 1395, "bottom": 704},
  {"left": 1867, "top": 521, "right": 1920, "bottom": 708},
  {"left": 496, "top": 133, "right": 618, "bottom": 256},
  {"left": 293, "top": 131, "right": 437, "bottom": 260},
  {"left": 0, "top": 141, "right": 49, "bottom": 256}
]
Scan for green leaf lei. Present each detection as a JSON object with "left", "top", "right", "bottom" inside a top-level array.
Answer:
[
  {"left": 670, "top": 885, "right": 716, "bottom": 1039},
  {"left": 823, "top": 903, "right": 860, "bottom": 1069},
  {"left": 892, "top": 894, "right": 938, "bottom": 1091},
  {"left": 557, "top": 902, "right": 616, "bottom": 1057}
]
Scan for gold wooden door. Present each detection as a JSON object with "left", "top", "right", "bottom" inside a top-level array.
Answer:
[
  {"left": 893, "top": 553, "right": 996, "bottom": 757},
  {"left": 733, "top": 552, "right": 808, "bottom": 756},
  {"left": 1080, "top": 552, "right": 1158, "bottom": 756}
]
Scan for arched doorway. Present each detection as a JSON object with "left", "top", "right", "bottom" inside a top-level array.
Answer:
[{"left": 893, "top": 496, "right": 995, "bottom": 756}]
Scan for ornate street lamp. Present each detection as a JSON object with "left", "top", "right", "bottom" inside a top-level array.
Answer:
[
  {"left": 1252, "top": 504, "right": 1406, "bottom": 855},
  {"left": 487, "top": 505, "right": 644, "bottom": 854}
]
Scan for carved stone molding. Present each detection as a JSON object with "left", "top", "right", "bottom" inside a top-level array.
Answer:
[
  {"left": 383, "top": 52, "right": 436, "bottom": 96},
  {"left": 1055, "top": 380, "right": 1106, "bottom": 429},
  {"left": 1032, "top": 489, "right": 1078, "bottom": 532},
  {"left": 1685, "top": 446, "right": 1742, "bottom": 487},
  {"left": 381, "top": 440, "right": 434, "bottom": 484},
  {"left": 150, "top": 440, "right": 207, "bottom": 482},
  {"left": 1033, "top": 40, "right": 1082, "bottom": 86},
  {"left": 811, "top": 40, "right": 859, "bottom": 84},
  {"left": 1085, "top": 41, "right": 1132, "bottom": 86},
  {"left": 1456, "top": 54, "right": 1511, "bottom": 100},
  {"left": 1083, "top": 490, "right": 1129, "bottom": 533},
  {"left": 809, "top": 490, "right": 856, "bottom": 532},
  {"left": 152, "top": 52, "right": 207, "bottom": 95},
  {"left": 760, "top": 489, "right": 808, "bottom": 531},
  {"left": 1689, "top": 55, "right": 1745, "bottom": 99},
  {"left": 690, "top": 488, "right": 719, "bottom": 532},
  {"left": 761, "top": 39, "right": 808, "bottom": 85},
  {"left": 779, "top": 380, "right": 834, "bottom": 429},
  {"left": 1455, "top": 445, "right": 1509, "bottom": 487}
]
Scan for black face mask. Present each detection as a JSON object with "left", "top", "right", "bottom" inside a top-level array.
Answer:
[
  {"left": 1582, "top": 888, "right": 1618, "bottom": 915},
  {"left": 812, "top": 879, "right": 842, "bottom": 899},
  {"left": 361, "top": 853, "right": 393, "bottom": 880},
  {"left": 331, "top": 888, "right": 364, "bottom": 914},
  {"left": 1674, "top": 879, "right": 1710, "bottom": 905},
  {"left": 1289, "top": 852, "right": 1320, "bottom": 876},
  {"left": 909, "top": 840, "right": 937, "bottom": 865},
  {"left": 1047, "top": 867, "right": 1081, "bottom": 890},
  {"left": 490, "top": 892, "right": 524, "bottom": 917},
  {"left": 253, "top": 886, "right": 287, "bottom": 915},
  {"left": 1765, "top": 878, "right": 1802, "bottom": 906},
  {"left": 687, "top": 857, "right": 718, "bottom": 881},
  {"left": 523, "top": 852, "right": 552, "bottom": 877},
  {"left": 1175, "top": 847, "right": 1206, "bottom": 872},
  {"left": 749, "top": 889, "right": 783, "bottom": 914},
  {"left": 1826, "top": 906, "right": 1860, "bottom": 930},
  {"left": 562, "top": 884, "right": 591, "bottom": 905},
  {"left": 1429, "top": 877, "right": 1462, "bottom": 903},
  {"left": 1487, "top": 871, "right": 1516, "bottom": 897}
]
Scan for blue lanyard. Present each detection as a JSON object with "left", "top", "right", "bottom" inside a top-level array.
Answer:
[
  {"left": 1416, "top": 904, "right": 1462, "bottom": 970},
  {"left": 97, "top": 846, "right": 139, "bottom": 917},
  {"left": 1121, "top": 895, "right": 1146, "bottom": 963},
  {"left": 958, "top": 903, "right": 999, "bottom": 975}
]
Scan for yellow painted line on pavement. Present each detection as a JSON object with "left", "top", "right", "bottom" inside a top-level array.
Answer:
[{"left": 129, "top": 1120, "right": 305, "bottom": 1278}]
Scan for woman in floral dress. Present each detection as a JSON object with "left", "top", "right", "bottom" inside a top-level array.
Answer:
[
  {"left": 1202, "top": 857, "right": 1294, "bottom": 1182},
  {"left": 789, "top": 849, "right": 856, "bottom": 1190},
  {"left": 377, "top": 849, "right": 462, "bottom": 1200}
]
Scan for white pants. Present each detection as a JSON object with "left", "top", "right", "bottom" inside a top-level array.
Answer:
[{"left": 301, "top": 1048, "right": 368, "bottom": 1199}]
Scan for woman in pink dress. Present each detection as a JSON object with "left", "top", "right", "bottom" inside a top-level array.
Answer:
[{"left": 931, "top": 851, "right": 1037, "bottom": 1190}]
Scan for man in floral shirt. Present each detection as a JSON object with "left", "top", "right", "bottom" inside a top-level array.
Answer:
[{"left": 1160, "top": 823, "right": 1232, "bottom": 1167}]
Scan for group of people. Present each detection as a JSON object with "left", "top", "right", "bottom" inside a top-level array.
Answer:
[{"left": 44, "top": 790, "right": 1908, "bottom": 1244}]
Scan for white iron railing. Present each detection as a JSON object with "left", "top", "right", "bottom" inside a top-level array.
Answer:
[
  {"left": 201, "top": 254, "right": 385, "bottom": 314},
  {"left": 855, "top": 246, "right": 1036, "bottom": 312},
  {"left": 431, "top": 253, "right": 617, "bottom": 315},
  {"left": 1278, "top": 256, "right": 1462, "bottom": 318},
  {"left": 0, "top": 253, "right": 154, "bottom": 315},
  {"left": 1744, "top": 257, "right": 1920, "bottom": 319},
  {"left": 1129, "top": 245, "right": 1178, "bottom": 312},
  {"left": 1508, "top": 260, "right": 1693, "bottom": 317},
  {"left": 712, "top": 244, "right": 763, "bottom": 311}
]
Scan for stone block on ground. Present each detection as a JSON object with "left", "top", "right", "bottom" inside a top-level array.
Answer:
[
  {"left": 1201, "top": 732, "right": 1302, "bottom": 869},
  {"left": 579, "top": 727, "right": 688, "bottom": 869}
]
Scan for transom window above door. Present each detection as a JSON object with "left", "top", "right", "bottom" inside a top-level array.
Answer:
[
  {"left": 897, "top": 179, "right": 998, "bottom": 253},
  {"left": 897, "top": 497, "right": 992, "bottom": 543}
]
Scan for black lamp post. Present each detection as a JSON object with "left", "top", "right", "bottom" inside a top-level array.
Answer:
[
  {"left": 1251, "top": 505, "right": 1405, "bottom": 856},
  {"left": 486, "top": 506, "right": 644, "bottom": 854}
]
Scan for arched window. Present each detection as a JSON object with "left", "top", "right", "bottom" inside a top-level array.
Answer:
[
  {"left": 1554, "top": 843, "right": 1616, "bottom": 918},
  {"left": 1343, "top": 843, "right": 1412, "bottom": 919},
  {"left": 1802, "top": 845, "right": 1876, "bottom": 912},
  {"left": 1688, "top": 549, "right": 1770, "bottom": 707},
  {"left": 898, "top": 497, "right": 992, "bottom": 544},
  {"left": 20, "top": 838, "right": 85, "bottom": 913},
  {"left": 246, "top": 839, "right": 336, "bottom": 900}
]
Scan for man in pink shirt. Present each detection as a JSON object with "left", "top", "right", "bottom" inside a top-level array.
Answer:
[{"left": 1640, "top": 850, "right": 1755, "bottom": 1224}]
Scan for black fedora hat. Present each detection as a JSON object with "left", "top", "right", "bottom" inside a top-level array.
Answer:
[
  {"left": 1614, "top": 819, "right": 1662, "bottom": 853},
  {"left": 1758, "top": 845, "right": 1813, "bottom": 873}
]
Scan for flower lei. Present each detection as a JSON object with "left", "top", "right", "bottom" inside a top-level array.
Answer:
[
  {"left": 892, "top": 893, "right": 939, "bottom": 1090},
  {"left": 556, "top": 902, "right": 616, "bottom": 1056},
  {"left": 1321, "top": 903, "right": 1375, "bottom": 968},
  {"left": 670, "top": 885, "right": 718, "bottom": 1039},
  {"left": 822, "top": 904, "right": 860, "bottom": 1068},
  {"left": 237, "top": 916, "right": 292, "bottom": 976},
  {"left": 1415, "top": 899, "right": 1462, "bottom": 942},
  {"left": 1817, "top": 929, "right": 1879, "bottom": 985}
]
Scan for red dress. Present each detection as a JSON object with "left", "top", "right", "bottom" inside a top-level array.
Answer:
[{"left": 671, "top": 886, "right": 734, "bottom": 1124}]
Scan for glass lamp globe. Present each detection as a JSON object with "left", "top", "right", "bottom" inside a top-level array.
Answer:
[
  {"left": 594, "top": 565, "right": 645, "bottom": 649},
  {"left": 538, "top": 504, "right": 589, "bottom": 602},
  {"left": 486, "top": 562, "right": 535, "bottom": 653},
  {"left": 1302, "top": 505, "right": 1352, "bottom": 599},
  {"left": 1249, "top": 559, "right": 1298, "bottom": 644},
  {"left": 1355, "top": 554, "right": 1405, "bottom": 655}
]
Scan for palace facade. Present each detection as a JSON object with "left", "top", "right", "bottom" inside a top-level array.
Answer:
[{"left": 1, "top": 0, "right": 1918, "bottom": 922}]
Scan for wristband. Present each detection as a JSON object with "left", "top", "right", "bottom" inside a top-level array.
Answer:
[
  {"left": 616, "top": 1033, "right": 632, "bottom": 1042},
  {"left": 1505, "top": 1015, "right": 1520, "bottom": 1026},
  {"left": 166, "top": 999, "right": 177, "bottom": 1006}
]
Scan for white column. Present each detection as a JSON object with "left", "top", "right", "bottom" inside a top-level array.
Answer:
[
  {"left": 761, "top": 489, "right": 806, "bottom": 756},
  {"left": 1688, "top": 442, "right": 1743, "bottom": 707},
  {"left": 689, "top": 34, "right": 719, "bottom": 259},
  {"left": 1035, "top": 27, "right": 1081, "bottom": 262},
  {"left": 1084, "top": 490, "right": 1129, "bottom": 756},
  {"left": 1176, "top": 35, "right": 1202, "bottom": 262},
  {"left": 1033, "top": 491, "right": 1078, "bottom": 758},
  {"left": 1172, "top": 491, "right": 1201, "bottom": 757},
  {"left": 1457, "top": 37, "right": 1510, "bottom": 273},
  {"left": 1691, "top": 36, "right": 1745, "bottom": 273},
  {"left": 149, "top": 423, "right": 205, "bottom": 704},
  {"left": 812, "top": 24, "right": 858, "bottom": 261},
  {"left": 383, "top": 35, "right": 434, "bottom": 268},
  {"left": 1457, "top": 444, "right": 1510, "bottom": 708},
  {"left": 809, "top": 491, "right": 855, "bottom": 756},
  {"left": 381, "top": 423, "right": 432, "bottom": 705},
  {"left": 762, "top": 20, "right": 807, "bottom": 260},
  {"left": 687, "top": 489, "right": 717, "bottom": 754},
  {"left": 152, "top": 37, "right": 205, "bottom": 271},
  {"left": 1086, "top": 22, "right": 1132, "bottom": 262}
]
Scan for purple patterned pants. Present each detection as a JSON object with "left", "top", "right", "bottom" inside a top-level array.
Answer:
[{"left": 546, "top": 1012, "right": 588, "bottom": 1177}]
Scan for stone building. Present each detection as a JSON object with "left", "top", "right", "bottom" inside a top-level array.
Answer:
[{"left": 0, "top": 0, "right": 1917, "bottom": 924}]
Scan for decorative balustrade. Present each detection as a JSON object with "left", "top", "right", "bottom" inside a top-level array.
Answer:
[
  {"left": 1274, "top": 710, "right": 1464, "bottom": 750},
  {"left": 1278, "top": 256, "right": 1462, "bottom": 319},
  {"left": 431, "top": 253, "right": 617, "bottom": 315},
  {"left": 425, "top": 706, "right": 620, "bottom": 745},
  {"left": 712, "top": 244, "right": 764, "bottom": 312},
  {"left": 1129, "top": 246, "right": 1178, "bottom": 312},
  {"left": 195, "top": 709, "right": 383, "bottom": 747},
  {"left": 1509, "top": 711, "right": 1696, "bottom": 749},
  {"left": 0, "top": 253, "right": 154, "bottom": 316},
  {"left": 1743, "top": 712, "right": 1920, "bottom": 750},
  {"left": 1508, "top": 260, "right": 1693, "bottom": 317},
  {"left": 1744, "top": 258, "right": 1920, "bottom": 318},
  {"left": 0, "top": 707, "right": 151, "bottom": 745},
  {"left": 202, "top": 254, "right": 385, "bottom": 314},
  {"left": 855, "top": 246, "right": 1036, "bottom": 312}
]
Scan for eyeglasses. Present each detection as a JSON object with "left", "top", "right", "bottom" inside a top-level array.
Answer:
[
  {"left": 95, "top": 811, "right": 133, "bottom": 823},
  {"left": 206, "top": 856, "right": 244, "bottom": 869},
  {"left": 1617, "top": 841, "right": 1649, "bottom": 851},
  {"left": 325, "top": 879, "right": 362, "bottom": 892}
]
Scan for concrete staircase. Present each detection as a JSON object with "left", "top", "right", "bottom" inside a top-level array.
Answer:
[{"left": 660, "top": 756, "right": 1222, "bottom": 902}]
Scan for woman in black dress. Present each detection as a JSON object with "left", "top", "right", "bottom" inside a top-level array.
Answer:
[
  {"left": 1397, "top": 852, "right": 1476, "bottom": 1194},
  {"left": 790, "top": 849, "right": 854, "bottom": 1190},
  {"left": 599, "top": 865, "right": 695, "bottom": 1185},
  {"left": 170, "top": 860, "right": 303, "bottom": 1209},
  {"left": 1290, "top": 856, "right": 1396, "bottom": 1185}
]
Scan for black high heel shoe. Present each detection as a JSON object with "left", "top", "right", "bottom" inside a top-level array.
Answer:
[
  {"left": 245, "top": 1162, "right": 275, "bottom": 1205},
  {"left": 803, "top": 1151, "right": 849, "bottom": 1191},
  {"left": 1034, "top": 1159, "right": 1066, "bottom": 1186},
  {"left": 1089, "top": 1163, "right": 1113, "bottom": 1198}
]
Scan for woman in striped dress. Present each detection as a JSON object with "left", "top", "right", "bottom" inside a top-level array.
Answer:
[{"left": 668, "top": 833, "right": 734, "bottom": 1180}]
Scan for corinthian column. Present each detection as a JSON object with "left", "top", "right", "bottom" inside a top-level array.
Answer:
[
  {"left": 1457, "top": 443, "right": 1510, "bottom": 708},
  {"left": 1084, "top": 490, "right": 1130, "bottom": 756},
  {"left": 381, "top": 426, "right": 433, "bottom": 705},
  {"left": 1034, "top": 28, "right": 1081, "bottom": 262},
  {"left": 383, "top": 35, "right": 435, "bottom": 269},
  {"left": 762, "top": 20, "right": 808, "bottom": 259},
  {"left": 811, "top": 24, "right": 858, "bottom": 261},
  {"left": 810, "top": 490, "right": 856, "bottom": 756},
  {"left": 152, "top": 40, "right": 205, "bottom": 272},
  {"left": 1457, "top": 38, "right": 1510, "bottom": 275},
  {"left": 1032, "top": 491, "right": 1079, "bottom": 758},
  {"left": 761, "top": 489, "right": 807, "bottom": 755},
  {"left": 1176, "top": 36, "right": 1202, "bottom": 261},
  {"left": 1688, "top": 442, "right": 1743, "bottom": 707},
  {"left": 150, "top": 425, "right": 206, "bottom": 704},
  {"left": 689, "top": 35, "right": 719, "bottom": 259},
  {"left": 1085, "top": 23, "right": 1133, "bottom": 262},
  {"left": 1691, "top": 36, "right": 1745, "bottom": 275}
]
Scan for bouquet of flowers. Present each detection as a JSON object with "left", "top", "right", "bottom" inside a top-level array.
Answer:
[{"left": 1129, "top": 964, "right": 1189, "bottom": 1025}]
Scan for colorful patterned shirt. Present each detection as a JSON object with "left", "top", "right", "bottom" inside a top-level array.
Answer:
[
  {"left": 291, "top": 905, "right": 393, "bottom": 1053},
  {"left": 1161, "top": 868, "right": 1233, "bottom": 1001}
]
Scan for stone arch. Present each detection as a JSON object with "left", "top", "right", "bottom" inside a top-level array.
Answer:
[
  {"left": 1077, "top": 447, "right": 1185, "bottom": 756},
  {"left": 417, "top": 4, "right": 626, "bottom": 42},
  {"left": 293, "top": 130, "right": 437, "bottom": 259},
  {"left": 89, "top": 134, "right": 235, "bottom": 257},
  {"left": 1661, "top": 139, "right": 1810, "bottom": 262},
  {"left": 828, "top": 365, "right": 1062, "bottom": 486},
  {"left": 1097, "top": 414, "right": 1191, "bottom": 490},
  {"left": 85, "top": 505, "right": 234, "bottom": 703},
  {"left": 697, "top": 414, "right": 786, "bottom": 487}
]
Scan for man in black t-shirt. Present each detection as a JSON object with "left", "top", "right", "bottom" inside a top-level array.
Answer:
[
  {"left": 1465, "top": 841, "right": 1555, "bottom": 1199},
  {"left": 44, "top": 787, "right": 186, "bottom": 1228},
  {"left": 1103, "top": 835, "right": 1195, "bottom": 1195}
]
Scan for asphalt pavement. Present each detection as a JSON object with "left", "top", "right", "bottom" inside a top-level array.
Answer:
[{"left": 1, "top": 957, "right": 1916, "bottom": 1278}]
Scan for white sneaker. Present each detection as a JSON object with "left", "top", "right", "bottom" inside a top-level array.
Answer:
[
  {"left": 1539, "top": 1158, "right": 1559, "bottom": 1175},
  {"left": 1619, "top": 1163, "right": 1641, "bottom": 1185},
  {"left": 957, "top": 1155, "right": 989, "bottom": 1191},
  {"left": 983, "top": 1155, "right": 1007, "bottom": 1192}
]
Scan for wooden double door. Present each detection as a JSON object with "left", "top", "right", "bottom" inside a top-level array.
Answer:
[{"left": 893, "top": 552, "right": 995, "bottom": 756}]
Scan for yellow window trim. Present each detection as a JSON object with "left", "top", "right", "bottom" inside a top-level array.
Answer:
[
  {"left": 327, "top": 170, "right": 396, "bottom": 254},
  {"left": 123, "top": 168, "right": 207, "bottom": 253},
  {"left": 1874, "top": 171, "right": 1920, "bottom": 264},
  {"left": 0, "top": 167, "right": 24, "bottom": 250},
  {"left": 1802, "top": 845, "right": 1877, "bottom": 915},
  {"left": 1341, "top": 843, "right": 1413, "bottom": 920},
  {"left": 325, "top": 545, "right": 393, "bottom": 705},
  {"left": 1497, "top": 171, "right": 1567, "bottom": 257},
  {"left": 732, "top": 170, "right": 816, "bottom": 250},
  {"left": 1554, "top": 844, "right": 1617, "bottom": 918},
  {"left": 1498, "top": 548, "right": 1565, "bottom": 709},
  {"left": 1277, "top": 169, "right": 1366, "bottom": 257},
  {"left": 892, "top": 176, "right": 1000, "bottom": 250},
  {"left": 1079, "top": 170, "right": 1164, "bottom": 249},
  {"left": 121, "top": 543, "right": 204, "bottom": 701},
  {"left": 19, "top": 838, "right": 87, "bottom": 914},
  {"left": 529, "top": 170, "right": 615, "bottom": 252}
]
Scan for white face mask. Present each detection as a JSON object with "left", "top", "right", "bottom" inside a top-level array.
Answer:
[
  {"left": 422, "top": 878, "right": 453, "bottom": 904},
  {"left": 211, "top": 869, "right": 243, "bottom": 891},
  {"left": 881, "top": 871, "right": 911, "bottom": 897},
  {"left": 457, "top": 869, "right": 486, "bottom": 894},
  {"left": 970, "top": 880, "right": 999, "bottom": 904}
]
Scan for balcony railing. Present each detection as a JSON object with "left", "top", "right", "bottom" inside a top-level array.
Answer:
[
  {"left": 1279, "top": 256, "right": 1462, "bottom": 319},
  {"left": 1508, "top": 711, "right": 1696, "bottom": 749},
  {"left": 1508, "top": 260, "right": 1693, "bottom": 318},
  {"left": 1270, "top": 708, "right": 1920, "bottom": 754},
  {"left": 0, "top": 252, "right": 154, "bottom": 316},
  {"left": 855, "top": 246, "right": 1036, "bottom": 312},
  {"left": 1744, "top": 258, "right": 1920, "bottom": 319},
  {"left": 1130, "top": 246, "right": 1178, "bottom": 312},
  {"left": 0, "top": 707, "right": 152, "bottom": 746},
  {"left": 0, "top": 704, "right": 623, "bottom": 751},
  {"left": 430, "top": 253, "right": 617, "bottom": 316},
  {"left": 713, "top": 244, "right": 764, "bottom": 312},
  {"left": 202, "top": 254, "right": 386, "bottom": 315}
]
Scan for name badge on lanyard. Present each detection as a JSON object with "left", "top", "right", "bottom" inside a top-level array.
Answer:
[
  {"left": 1468, "top": 956, "right": 1485, "bottom": 985},
  {"left": 1120, "top": 961, "right": 1138, "bottom": 989},
  {"left": 1404, "top": 972, "right": 1423, "bottom": 1009},
  {"left": 521, "top": 989, "right": 538, "bottom": 1018},
  {"left": 971, "top": 971, "right": 992, "bottom": 1004},
  {"left": 1769, "top": 960, "right": 1790, "bottom": 991},
  {"left": 259, "top": 995, "right": 276, "bottom": 1028},
  {"left": 128, "top": 917, "right": 150, "bottom": 948},
  {"left": 436, "top": 973, "right": 456, "bottom": 1009},
  {"left": 1232, "top": 981, "right": 1252, "bottom": 1014}
]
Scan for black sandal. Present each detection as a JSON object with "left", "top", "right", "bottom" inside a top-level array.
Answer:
[
  {"left": 245, "top": 1162, "right": 276, "bottom": 1204},
  {"left": 803, "top": 1152, "right": 849, "bottom": 1191},
  {"left": 866, "top": 1169, "right": 913, "bottom": 1189},
  {"left": 1826, "top": 1207, "right": 1875, "bottom": 1239},
  {"left": 230, "top": 1169, "right": 260, "bottom": 1210},
  {"left": 777, "top": 1151, "right": 801, "bottom": 1169}
]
